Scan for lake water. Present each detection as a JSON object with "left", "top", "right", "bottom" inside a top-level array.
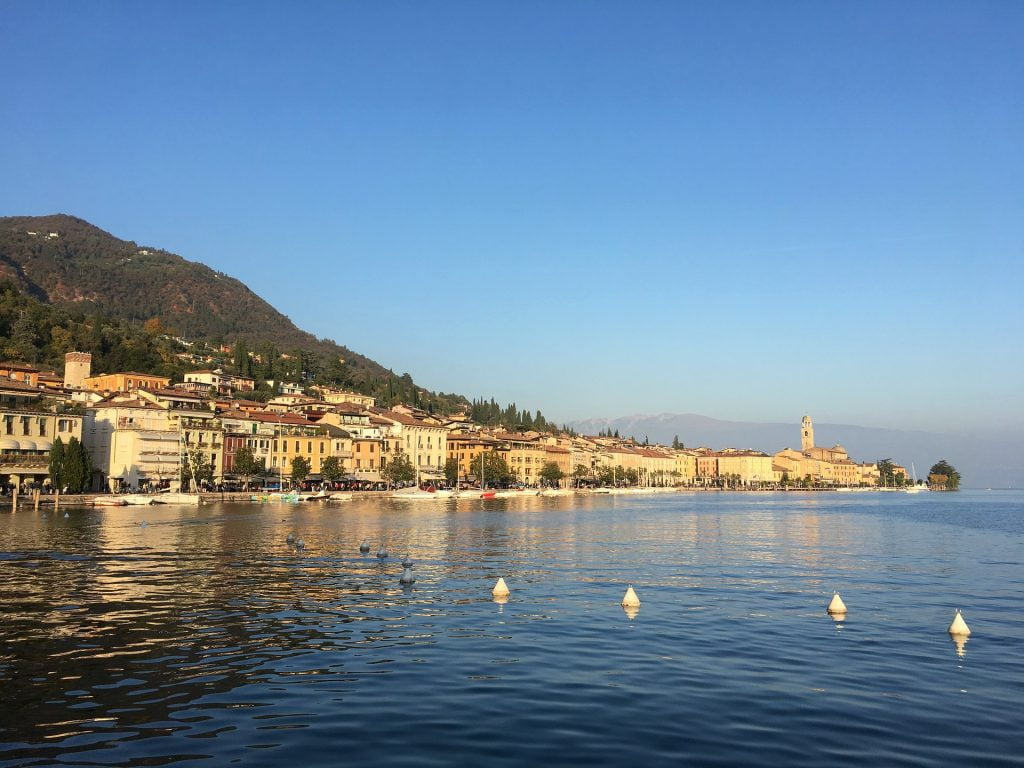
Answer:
[{"left": 1, "top": 490, "right": 1022, "bottom": 766}]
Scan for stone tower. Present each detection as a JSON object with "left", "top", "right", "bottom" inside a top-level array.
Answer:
[
  {"left": 801, "top": 415, "right": 814, "bottom": 452},
  {"left": 64, "top": 351, "right": 92, "bottom": 389}
]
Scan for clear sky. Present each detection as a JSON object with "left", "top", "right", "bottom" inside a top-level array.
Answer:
[{"left": 2, "top": 1, "right": 1021, "bottom": 433}]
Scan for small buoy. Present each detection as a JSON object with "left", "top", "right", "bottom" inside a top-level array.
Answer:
[
  {"left": 139, "top": 520, "right": 148, "bottom": 528},
  {"left": 827, "top": 592, "right": 847, "bottom": 615},
  {"left": 492, "top": 577, "right": 510, "bottom": 597},
  {"left": 621, "top": 585, "right": 641, "bottom": 608},
  {"left": 401, "top": 555, "right": 413, "bottom": 569},
  {"left": 376, "top": 545, "right": 388, "bottom": 559},
  {"left": 359, "top": 539, "right": 370, "bottom": 553},
  {"left": 286, "top": 533, "right": 295, "bottom": 543},
  {"left": 948, "top": 609, "right": 971, "bottom": 636},
  {"left": 296, "top": 539, "right": 305, "bottom": 549},
  {"left": 493, "top": 593, "right": 509, "bottom": 606},
  {"left": 63, "top": 512, "right": 69, "bottom": 518},
  {"left": 399, "top": 567, "right": 416, "bottom": 585}
]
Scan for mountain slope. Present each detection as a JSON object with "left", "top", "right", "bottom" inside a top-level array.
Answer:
[{"left": 0, "top": 214, "right": 416, "bottom": 392}]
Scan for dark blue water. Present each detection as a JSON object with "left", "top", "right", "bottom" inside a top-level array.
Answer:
[{"left": 1, "top": 491, "right": 1022, "bottom": 766}]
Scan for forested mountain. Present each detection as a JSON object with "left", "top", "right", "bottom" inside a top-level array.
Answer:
[{"left": 0, "top": 214, "right": 464, "bottom": 409}]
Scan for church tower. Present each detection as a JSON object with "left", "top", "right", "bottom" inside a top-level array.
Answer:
[{"left": 801, "top": 415, "right": 814, "bottom": 452}]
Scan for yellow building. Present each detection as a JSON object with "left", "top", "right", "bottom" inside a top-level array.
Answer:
[
  {"left": 494, "top": 432, "right": 547, "bottom": 485},
  {"left": 714, "top": 450, "right": 774, "bottom": 485},
  {"left": 673, "top": 450, "right": 699, "bottom": 486}
]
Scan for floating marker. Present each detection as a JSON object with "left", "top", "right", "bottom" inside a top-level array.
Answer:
[
  {"left": 296, "top": 539, "right": 305, "bottom": 549},
  {"left": 139, "top": 520, "right": 148, "bottom": 528},
  {"left": 286, "top": 533, "right": 295, "bottom": 544},
  {"left": 492, "top": 577, "right": 510, "bottom": 597},
  {"left": 948, "top": 609, "right": 971, "bottom": 636},
  {"left": 621, "top": 585, "right": 641, "bottom": 608},
  {"left": 63, "top": 512, "right": 69, "bottom": 518},
  {"left": 401, "top": 555, "right": 413, "bottom": 569},
  {"left": 359, "top": 539, "right": 370, "bottom": 553},
  {"left": 376, "top": 545, "right": 388, "bottom": 559},
  {"left": 399, "top": 567, "right": 416, "bottom": 585},
  {"left": 493, "top": 593, "right": 509, "bottom": 606},
  {"left": 827, "top": 592, "right": 847, "bottom": 615}
]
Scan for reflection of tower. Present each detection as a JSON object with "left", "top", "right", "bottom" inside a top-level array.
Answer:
[
  {"left": 64, "top": 351, "right": 92, "bottom": 388},
  {"left": 801, "top": 415, "right": 814, "bottom": 452}
]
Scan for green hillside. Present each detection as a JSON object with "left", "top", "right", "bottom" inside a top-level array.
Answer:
[{"left": 0, "top": 214, "right": 464, "bottom": 410}]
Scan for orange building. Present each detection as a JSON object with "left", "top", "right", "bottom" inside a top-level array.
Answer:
[{"left": 84, "top": 372, "right": 171, "bottom": 393}]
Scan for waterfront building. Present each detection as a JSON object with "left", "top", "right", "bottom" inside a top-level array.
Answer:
[
  {"left": 447, "top": 432, "right": 499, "bottom": 482},
  {"left": 373, "top": 408, "right": 448, "bottom": 482},
  {"left": 713, "top": 450, "right": 775, "bottom": 486},
  {"left": 494, "top": 431, "right": 547, "bottom": 485},
  {"left": 0, "top": 381, "right": 83, "bottom": 489},
  {"left": 85, "top": 394, "right": 176, "bottom": 491}
]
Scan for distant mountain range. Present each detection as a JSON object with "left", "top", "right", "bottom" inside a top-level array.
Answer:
[{"left": 569, "top": 413, "right": 1021, "bottom": 489}]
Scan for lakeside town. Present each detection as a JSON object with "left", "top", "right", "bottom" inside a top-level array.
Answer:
[{"left": 0, "top": 350, "right": 951, "bottom": 498}]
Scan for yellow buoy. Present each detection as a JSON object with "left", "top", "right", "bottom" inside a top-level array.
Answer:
[
  {"left": 621, "top": 585, "right": 641, "bottom": 608},
  {"left": 492, "top": 577, "right": 510, "bottom": 597},
  {"left": 827, "top": 592, "right": 847, "bottom": 615},
  {"left": 948, "top": 609, "right": 971, "bottom": 636}
]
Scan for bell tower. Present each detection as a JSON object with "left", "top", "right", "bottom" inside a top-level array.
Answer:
[{"left": 801, "top": 415, "right": 814, "bottom": 452}]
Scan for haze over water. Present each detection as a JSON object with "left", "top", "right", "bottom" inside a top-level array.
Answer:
[{"left": 2, "top": 491, "right": 1022, "bottom": 766}]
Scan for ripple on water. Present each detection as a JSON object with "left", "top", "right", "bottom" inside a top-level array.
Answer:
[{"left": 0, "top": 492, "right": 1022, "bottom": 767}]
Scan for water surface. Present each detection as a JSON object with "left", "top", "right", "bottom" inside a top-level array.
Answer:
[{"left": 1, "top": 491, "right": 1022, "bottom": 766}]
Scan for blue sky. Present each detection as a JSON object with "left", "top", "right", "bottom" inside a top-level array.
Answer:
[{"left": 2, "top": 1, "right": 1021, "bottom": 433}]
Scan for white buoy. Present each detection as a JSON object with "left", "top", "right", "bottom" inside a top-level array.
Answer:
[
  {"left": 827, "top": 592, "right": 847, "bottom": 615},
  {"left": 63, "top": 512, "right": 69, "bottom": 518},
  {"left": 399, "top": 567, "right": 416, "bottom": 585},
  {"left": 492, "top": 577, "right": 510, "bottom": 597},
  {"left": 948, "top": 609, "right": 971, "bottom": 636},
  {"left": 376, "top": 545, "right": 388, "bottom": 559},
  {"left": 401, "top": 555, "right": 413, "bottom": 569},
  {"left": 621, "top": 585, "right": 641, "bottom": 608},
  {"left": 359, "top": 539, "right": 370, "bottom": 553}
]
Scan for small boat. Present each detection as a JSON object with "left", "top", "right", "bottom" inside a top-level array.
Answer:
[
  {"left": 328, "top": 492, "right": 353, "bottom": 501},
  {"left": 479, "top": 491, "right": 497, "bottom": 500},
  {"left": 153, "top": 492, "right": 202, "bottom": 505},
  {"left": 92, "top": 497, "right": 128, "bottom": 507},
  {"left": 119, "top": 494, "right": 155, "bottom": 506}
]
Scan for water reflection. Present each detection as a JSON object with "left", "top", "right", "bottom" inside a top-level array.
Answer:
[{"left": 1, "top": 492, "right": 1021, "bottom": 767}]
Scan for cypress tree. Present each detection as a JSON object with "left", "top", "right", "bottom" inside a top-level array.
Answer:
[{"left": 48, "top": 436, "right": 65, "bottom": 489}]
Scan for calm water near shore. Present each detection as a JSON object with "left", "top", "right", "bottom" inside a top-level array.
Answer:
[{"left": 1, "top": 490, "right": 1022, "bottom": 766}]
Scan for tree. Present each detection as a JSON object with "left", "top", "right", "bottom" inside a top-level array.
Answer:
[
  {"left": 573, "top": 463, "right": 591, "bottom": 486},
  {"left": 381, "top": 451, "right": 416, "bottom": 487},
  {"left": 672, "top": 435, "right": 682, "bottom": 450},
  {"left": 471, "top": 451, "right": 512, "bottom": 488},
  {"left": 539, "top": 461, "right": 565, "bottom": 487},
  {"left": 320, "top": 456, "right": 343, "bottom": 485},
  {"left": 181, "top": 450, "right": 214, "bottom": 490},
  {"left": 290, "top": 456, "right": 311, "bottom": 484},
  {"left": 876, "top": 458, "right": 897, "bottom": 487},
  {"left": 444, "top": 457, "right": 459, "bottom": 486},
  {"left": 48, "top": 436, "right": 65, "bottom": 489},
  {"left": 233, "top": 446, "right": 264, "bottom": 489},
  {"left": 62, "top": 437, "right": 91, "bottom": 492},
  {"left": 928, "top": 459, "right": 961, "bottom": 491}
]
